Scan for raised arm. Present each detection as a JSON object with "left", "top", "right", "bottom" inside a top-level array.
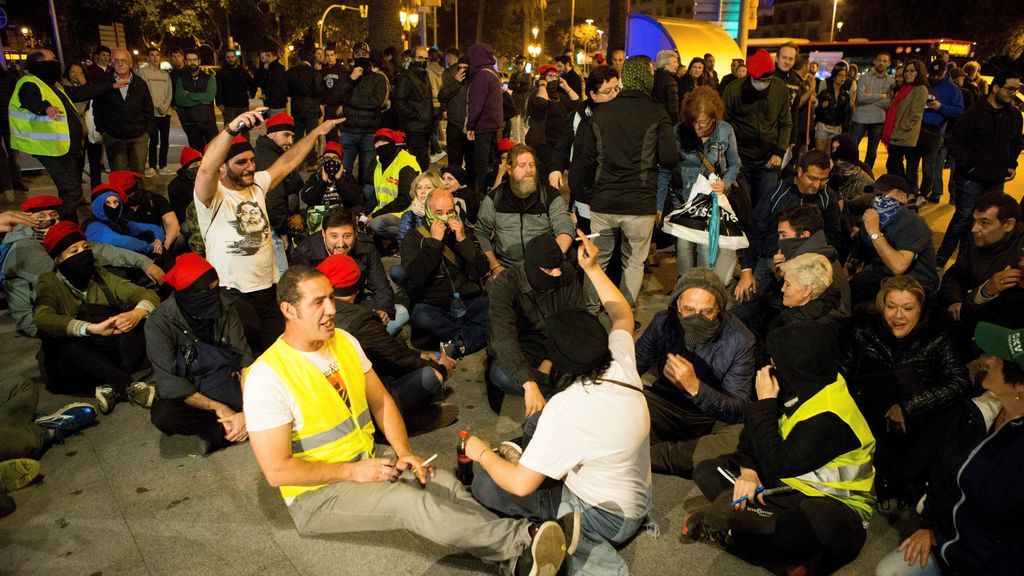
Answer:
[
  {"left": 577, "top": 229, "right": 633, "bottom": 333},
  {"left": 265, "top": 117, "right": 345, "bottom": 189},
  {"left": 194, "top": 109, "right": 268, "bottom": 206}
]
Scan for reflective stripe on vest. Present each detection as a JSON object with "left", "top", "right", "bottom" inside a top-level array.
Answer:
[
  {"left": 372, "top": 149, "right": 420, "bottom": 216},
  {"left": 779, "top": 376, "right": 877, "bottom": 521},
  {"left": 259, "top": 331, "right": 375, "bottom": 501},
  {"left": 8, "top": 75, "right": 72, "bottom": 157}
]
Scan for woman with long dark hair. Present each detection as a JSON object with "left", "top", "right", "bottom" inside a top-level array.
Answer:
[{"left": 882, "top": 59, "right": 929, "bottom": 193}]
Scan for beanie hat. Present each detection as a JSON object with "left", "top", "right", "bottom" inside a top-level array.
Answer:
[
  {"left": 441, "top": 165, "right": 467, "bottom": 185},
  {"left": 20, "top": 195, "right": 62, "bottom": 212},
  {"left": 323, "top": 141, "right": 343, "bottom": 158},
  {"left": 373, "top": 128, "right": 405, "bottom": 145},
  {"left": 871, "top": 174, "right": 911, "bottom": 197},
  {"left": 227, "top": 134, "right": 254, "bottom": 160},
  {"left": 317, "top": 254, "right": 362, "bottom": 296},
  {"left": 747, "top": 49, "right": 775, "bottom": 79},
  {"left": 43, "top": 221, "right": 86, "bottom": 258},
  {"left": 545, "top": 310, "right": 609, "bottom": 376},
  {"left": 108, "top": 170, "right": 143, "bottom": 196},
  {"left": 672, "top": 267, "right": 727, "bottom": 312},
  {"left": 538, "top": 64, "right": 558, "bottom": 77},
  {"left": 353, "top": 41, "right": 370, "bottom": 55},
  {"left": 265, "top": 112, "right": 295, "bottom": 134},
  {"left": 163, "top": 253, "right": 217, "bottom": 292},
  {"left": 620, "top": 57, "right": 654, "bottom": 94},
  {"left": 497, "top": 138, "right": 517, "bottom": 152},
  {"left": 179, "top": 147, "right": 203, "bottom": 168},
  {"left": 524, "top": 234, "right": 564, "bottom": 270},
  {"left": 90, "top": 183, "right": 127, "bottom": 203}
]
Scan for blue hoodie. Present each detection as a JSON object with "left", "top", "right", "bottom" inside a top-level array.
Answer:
[
  {"left": 922, "top": 75, "right": 964, "bottom": 132},
  {"left": 85, "top": 191, "right": 165, "bottom": 255}
]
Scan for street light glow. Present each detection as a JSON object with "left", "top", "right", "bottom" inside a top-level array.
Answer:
[
  {"left": 531, "top": 26, "right": 539, "bottom": 39},
  {"left": 168, "top": 25, "right": 176, "bottom": 33},
  {"left": 585, "top": 19, "right": 594, "bottom": 26},
  {"left": 20, "top": 27, "right": 29, "bottom": 35}
]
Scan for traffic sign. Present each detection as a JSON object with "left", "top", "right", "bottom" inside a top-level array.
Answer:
[{"left": 0, "top": 9, "right": 8, "bottom": 29}]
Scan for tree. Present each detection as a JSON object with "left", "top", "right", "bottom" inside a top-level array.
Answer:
[{"left": 368, "top": 0, "right": 402, "bottom": 50}]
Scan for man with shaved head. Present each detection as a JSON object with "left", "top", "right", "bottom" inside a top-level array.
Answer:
[{"left": 93, "top": 48, "right": 155, "bottom": 174}]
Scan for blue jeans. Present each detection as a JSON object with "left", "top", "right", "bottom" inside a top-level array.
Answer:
[
  {"left": 385, "top": 304, "right": 409, "bottom": 336},
  {"left": 937, "top": 178, "right": 1004, "bottom": 265},
  {"left": 739, "top": 160, "right": 781, "bottom": 206},
  {"left": 410, "top": 296, "right": 489, "bottom": 355},
  {"left": 341, "top": 132, "right": 376, "bottom": 187},
  {"left": 875, "top": 548, "right": 943, "bottom": 576},
  {"left": 370, "top": 213, "right": 401, "bottom": 240},
  {"left": 488, "top": 362, "right": 552, "bottom": 397},
  {"left": 850, "top": 122, "right": 883, "bottom": 174},
  {"left": 385, "top": 366, "right": 443, "bottom": 413},
  {"left": 656, "top": 167, "right": 671, "bottom": 214}
]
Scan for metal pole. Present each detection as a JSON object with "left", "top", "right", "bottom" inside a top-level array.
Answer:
[
  {"left": 48, "top": 0, "right": 65, "bottom": 66},
  {"left": 433, "top": 6, "right": 437, "bottom": 47},
  {"left": 830, "top": 0, "right": 838, "bottom": 42},
  {"left": 454, "top": 0, "right": 459, "bottom": 49},
  {"left": 569, "top": 0, "right": 575, "bottom": 53},
  {"left": 420, "top": 11, "right": 427, "bottom": 47},
  {"left": 738, "top": 0, "right": 750, "bottom": 57}
]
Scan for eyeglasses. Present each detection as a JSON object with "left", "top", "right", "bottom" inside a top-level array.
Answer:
[
  {"left": 596, "top": 86, "right": 621, "bottom": 96},
  {"left": 1001, "top": 85, "right": 1021, "bottom": 94},
  {"left": 679, "top": 305, "right": 718, "bottom": 319}
]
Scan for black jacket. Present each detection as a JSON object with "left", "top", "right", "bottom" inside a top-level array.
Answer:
[
  {"left": 437, "top": 65, "right": 468, "bottom": 133},
  {"left": 215, "top": 63, "right": 254, "bottom": 108},
  {"left": 290, "top": 234, "right": 396, "bottom": 318},
  {"left": 487, "top": 264, "right": 584, "bottom": 388},
  {"left": 253, "top": 135, "right": 302, "bottom": 234},
  {"left": 400, "top": 226, "right": 487, "bottom": 308},
  {"left": 651, "top": 68, "right": 680, "bottom": 125},
  {"left": 93, "top": 73, "right": 155, "bottom": 140},
  {"left": 947, "top": 97, "right": 1023, "bottom": 185},
  {"left": 168, "top": 165, "right": 198, "bottom": 225},
  {"left": 841, "top": 310, "right": 972, "bottom": 424},
  {"left": 328, "top": 68, "right": 388, "bottom": 133},
  {"left": 743, "top": 179, "right": 842, "bottom": 269},
  {"left": 766, "top": 285, "right": 846, "bottom": 339},
  {"left": 393, "top": 66, "right": 433, "bottom": 133},
  {"left": 333, "top": 300, "right": 444, "bottom": 380},
  {"left": 300, "top": 171, "right": 363, "bottom": 212},
  {"left": 938, "top": 225, "right": 1024, "bottom": 329},
  {"left": 254, "top": 60, "right": 288, "bottom": 109},
  {"left": 285, "top": 61, "right": 324, "bottom": 119},
  {"left": 525, "top": 87, "right": 578, "bottom": 150},
  {"left": 589, "top": 90, "right": 680, "bottom": 215}
]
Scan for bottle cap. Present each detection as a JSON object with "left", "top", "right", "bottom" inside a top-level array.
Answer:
[{"left": 459, "top": 430, "right": 468, "bottom": 439}]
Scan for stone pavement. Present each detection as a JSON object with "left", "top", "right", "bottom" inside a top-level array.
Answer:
[{"left": 1, "top": 118, "right": 1020, "bottom": 575}]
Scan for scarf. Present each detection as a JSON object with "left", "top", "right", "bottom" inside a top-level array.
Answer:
[
  {"left": 882, "top": 84, "right": 914, "bottom": 146},
  {"left": 696, "top": 119, "right": 717, "bottom": 140}
]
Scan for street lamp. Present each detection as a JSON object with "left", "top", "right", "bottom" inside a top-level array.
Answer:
[
  {"left": 317, "top": 4, "right": 368, "bottom": 55},
  {"left": 531, "top": 26, "right": 539, "bottom": 40},
  {"left": 829, "top": 0, "right": 840, "bottom": 42},
  {"left": 168, "top": 25, "right": 176, "bottom": 34},
  {"left": 836, "top": 21, "right": 844, "bottom": 40},
  {"left": 20, "top": 27, "right": 29, "bottom": 35}
]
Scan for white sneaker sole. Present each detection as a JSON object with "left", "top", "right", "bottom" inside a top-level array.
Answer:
[{"left": 529, "top": 521, "right": 566, "bottom": 576}]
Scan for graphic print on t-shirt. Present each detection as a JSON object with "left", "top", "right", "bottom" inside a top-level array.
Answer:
[
  {"left": 321, "top": 358, "right": 351, "bottom": 408},
  {"left": 227, "top": 200, "right": 270, "bottom": 255}
]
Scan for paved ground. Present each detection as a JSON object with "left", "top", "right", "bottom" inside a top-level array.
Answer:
[{"left": 1, "top": 116, "right": 1021, "bottom": 576}]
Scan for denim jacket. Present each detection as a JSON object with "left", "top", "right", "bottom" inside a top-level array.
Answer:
[{"left": 668, "top": 120, "right": 742, "bottom": 212}]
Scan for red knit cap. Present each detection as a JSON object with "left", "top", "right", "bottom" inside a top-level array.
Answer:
[
  {"left": 108, "top": 171, "right": 143, "bottom": 196},
  {"left": 324, "top": 141, "right": 343, "bottom": 158},
  {"left": 227, "top": 134, "right": 254, "bottom": 160},
  {"left": 179, "top": 147, "right": 203, "bottom": 168},
  {"left": 538, "top": 64, "right": 558, "bottom": 77},
  {"left": 373, "top": 128, "right": 405, "bottom": 145},
  {"left": 265, "top": 112, "right": 295, "bottom": 133},
  {"left": 43, "top": 221, "right": 86, "bottom": 258},
  {"left": 163, "top": 253, "right": 216, "bottom": 291},
  {"left": 317, "top": 254, "right": 362, "bottom": 296},
  {"left": 497, "top": 138, "right": 517, "bottom": 152},
  {"left": 747, "top": 49, "right": 776, "bottom": 79},
  {"left": 90, "top": 183, "right": 127, "bottom": 202},
  {"left": 20, "top": 195, "right": 62, "bottom": 212}
]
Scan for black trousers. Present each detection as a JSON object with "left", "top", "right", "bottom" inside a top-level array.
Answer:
[
  {"left": 446, "top": 127, "right": 472, "bottom": 175},
  {"left": 405, "top": 130, "right": 431, "bottom": 172},
  {"left": 182, "top": 121, "right": 219, "bottom": 151},
  {"left": 36, "top": 151, "right": 86, "bottom": 223},
  {"left": 84, "top": 140, "right": 104, "bottom": 188},
  {"left": 471, "top": 130, "right": 497, "bottom": 195},
  {"left": 151, "top": 398, "right": 234, "bottom": 450},
  {"left": 228, "top": 285, "right": 284, "bottom": 355},
  {"left": 645, "top": 384, "right": 716, "bottom": 476},
  {"left": 148, "top": 115, "right": 171, "bottom": 169},
  {"left": 41, "top": 328, "right": 148, "bottom": 395}
]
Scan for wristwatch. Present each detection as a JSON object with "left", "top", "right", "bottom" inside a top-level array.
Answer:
[
  {"left": 225, "top": 122, "right": 241, "bottom": 136},
  {"left": 870, "top": 232, "right": 884, "bottom": 242}
]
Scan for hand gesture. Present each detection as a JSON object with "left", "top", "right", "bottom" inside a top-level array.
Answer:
[
  {"left": 665, "top": 353, "right": 699, "bottom": 395},
  {"left": 0, "top": 210, "right": 38, "bottom": 232},
  {"left": 45, "top": 106, "right": 63, "bottom": 120},
  {"left": 448, "top": 217, "right": 465, "bottom": 242},
  {"left": 397, "top": 453, "right": 435, "bottom": 485},
  {"left": 862, "top": 208, "right": 881, "bottom": 236},
  {"left": 734, "top": 269, "right": 756, "bottom": 302},
  {"left": 349, "top": 458, "right": 400, "bottom": 483},
  {"left": 755, "top": 365, "right": 780, "bottom": 400},
  {"left": 454, "top": 68, "right": 467, "bottom": 82},
  {"left": 112, "top": 78, "right": 130, "bottom": 90},
  {"left": 898, "top": 529, "right": 936, "bottom": 569},
  {"left": 145, "top": 264, "right": 165, "bottom": 285},
  {"left": 315, "top": 118, "right": 346, "bottom": 137},
  {"left": 465, "top": 436, "right": 491, "bottom": 462},
  {"left": 575, "top": 228, "right": 600, "bottom": 270},
  {"left": 983, "top": 265, "right": 1024, "bottom": 297},
  {"left": 523, "top": 381, "right": 547, "bottom": 418},
  {"left": 350, "top": 66, "right": 364, "bottom": 81},
  {"left": 229, "top": 108, "right": 269, "bottom": 132},
  {"left": 87, "top": 316, "right": 120, "bottom": 336},
  {"left": 732, "top": 468, "right": 764, "bottom": 511},
  {"left": 548, "top": 171, "right": 563, "bottom": 190},
  {"left": 429, "top": 218, "right": 447, "bottom": 241},
  {"left": 113, "top": 309, "right": 144, "bottom": 333}
]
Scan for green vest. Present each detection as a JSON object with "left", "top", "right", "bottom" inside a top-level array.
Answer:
[
  {"left": 8, "top": 75, "right": 72, "bottom": 156},
  {"left": 779, "top": 376, "right": 877, "bottom": 521},
  {"left": 372, "top": 149, "right": 420, "bottom": 217}
]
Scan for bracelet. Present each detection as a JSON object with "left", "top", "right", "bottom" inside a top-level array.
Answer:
[
  {"left": 225, "top": 123, "right": 240, "bottom": 136},
  {"left": 476, "top": 447, "right": 489, "bottom": 461},
  {"left": 490, "top": 264, "right": 502, "bottom": 272}
]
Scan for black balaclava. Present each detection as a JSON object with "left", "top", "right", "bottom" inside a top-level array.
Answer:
[
  {"left": 176, "top": 269, "right": 222, "bottom": 342},
  {"left": 523, "top": 234, "right": 571, "bottom": 292},
  {"left": 766, "top": 321, "right": 840, "bottom": 415},
  {"left": 28, "top": 60, "right": 62, "bottom": 84},
  {"left": 57, "top": 249, "right": 95, "bottom": 292}
]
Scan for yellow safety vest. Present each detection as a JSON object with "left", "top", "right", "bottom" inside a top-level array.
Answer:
[
  {"left": 8, "top": 75, "right": 72, "bottom": 156},
  {"left": 260, "top": 331, "right": 376, "bottom": 501},
  {"left": 779, "top": 376, "right": 876, "bottom": 521},
  {"left": 372, "top": 149, "right": 420, "bottom": 217}
]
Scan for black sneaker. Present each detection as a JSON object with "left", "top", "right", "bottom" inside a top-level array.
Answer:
[
  {"left": 440, "top": 337, "right": 466, "bottom": 360},
  {"left": 556, "top": 510, "right": 581, "bottom": 556},
  {"left": 681, "top": 511, "right": 730, "bottom": 546}
]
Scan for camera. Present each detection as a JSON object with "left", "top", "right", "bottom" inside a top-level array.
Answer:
[{"left": 322, "top": 158, "right": 341, "bottom": 182}]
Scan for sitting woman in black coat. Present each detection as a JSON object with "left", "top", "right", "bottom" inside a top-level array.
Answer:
[{"left": 841, "top": 275, "right": 972, "bottom": 504}]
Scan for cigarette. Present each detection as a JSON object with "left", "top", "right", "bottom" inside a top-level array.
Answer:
[
  {"left": 419, "top": 453, "right": 438, "bottom": 468},
  {"left": 578, "top": 232, "right": 606, "bottom": 240}
]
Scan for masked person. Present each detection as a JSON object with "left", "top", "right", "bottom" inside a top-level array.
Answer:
[
  {"left": 168, "top": 147, "right": 203, "bottom": 225},
  {"left": 2, "top": 195, "right": 163, "bottom": 337},
  {"left": 300, "top": 141, "right": 363, "bottom": 234},
  {"left": 84, "top": 186, "right": 168, "bottom": 264},
  {"left": 109, "top": 170, "right": 182, "bottom": 254},
  {"left": 366, "top": 128, "right": 421, "bottom": 244},
  {"left": 400, "top": 188, "right": 489, "bottom": 358},
  {"left": 688, "top": 322, "right": 875, "bottom": 575},
  {"left": 145, "top": 254, "right": 252, "bottom": 455},
  {"left": 637, "top": 268, "right": 756, "bottom": 478},
  {"left": 485, "top": 234, "right": 586, "bottom": 416},
  {"left": 34, "top": 222, "right": 159, "bottom": 414},
  {"left": 8, "top": 49, "right": 122, "bottom": 223}
]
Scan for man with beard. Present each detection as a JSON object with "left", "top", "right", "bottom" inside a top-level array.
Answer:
[
  {"left": 2, "top": 196, "right": 163, "bottom": 337},
  {"left": 292, "top": 206, "right": 407, "bottom": 335},
  {"left": 637, "top": 268, "right": 755, "bottom": 478},
  {"left": 174, "top": 50, "right": 219, "bottom": 150},
  {"left": 146, "top": 254, "right": 252, "bottom": 455},
  {"left": 216, "top": 48, "right": 255, "bottom": 131},
  {"left": 193, "top": 108, "right": 343, "bottom": 354},
  {"left": 474, "top": 144, "right": 574, "bottom": 275},
  {"left": 9, "top": 49, "right": 123, "bottom": 223},
  {"left": 254, "top": 113, "right": 304, "bottom": 243},
  {"left": 485, "top": 234, "right": 586, "bottom": 417},
  {"left": 400, "top": 188, "right": 489, "bottom": 358},
  {"left": 393, "top": 46, "right": 434, "bottom": 172},
  {"left": 773, "top": 43, "right": 809, "bottom": 166}
]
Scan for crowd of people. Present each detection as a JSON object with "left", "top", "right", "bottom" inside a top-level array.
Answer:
[{"left": 0, "top": 37, "right": 1022, "bottom": 576}]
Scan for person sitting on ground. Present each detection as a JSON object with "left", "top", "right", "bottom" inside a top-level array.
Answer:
[
  {"left": 109, "top": 170, "right": 182, "bottom": 254},
  {"left": 829, "top": 134, "right": 875, "bottom": 202},
  {"left": 939, "top": 192, "right": 1024, "bottom": 347},
  {"left": 637, "top": 268, "right": 755, "bottom": 478},
  {"left": 168, "top": 147, "right": 203, "bottom": 225},
  {"left": 875, "top": 322, "right": 1024, "bottom": 576},
  {"left": 401, "top": 188, "right": 489, "bottom": 358},
  {"left": 367, "top": 128, "right": 421, "bottom": 243},
  {"left": 85, "top": 185, "right": 166, "bottom": 259},
  {"left": 317, "top": 254, "right": 459, "bottom": 434},
  {"left": 768, "top": 252, "right": 845, "bottom": 340},
  {"left": 486, "top": 137, "right": 518, "bottom": 193},
  {"left": 688, "top": 322, "right": 875, "bottom": 575},
  {"left": 441, "top": 165, "right": 479, "bottom": 223},
  {"left": 398, "top": 171, "right": 447, "bottom": 244},
  {"left": 848, "top": 176, "right": 939, "bottom": 303},
  {"left": 34, "top": 222, "right": 159, "bottom": 414},
  {"left": 475, "top": 144, "right": 575, "bottom": 274},
  {"left": 842, "top": 275, "right": 971, "bottom": 505},
  {"left": 292, "top": 206, "right": 408, "bottom": 336},
  {"left": 145, "top": 254, "right": 252, "bottom": 455},
  {"left": 2, "top": 195, "right": 163, "bottom": 337},
  {"left": 243, "top": 265, "right": 568, "bottom": 576},
  {"left": 300, "top": 141, "right": 363, "bottom": 235},
  {"left": 466, "top": 230, "right": 652, "bottom": 575},
  {"left": 486, "top": 234, "right": 586, "bottom": 417}
]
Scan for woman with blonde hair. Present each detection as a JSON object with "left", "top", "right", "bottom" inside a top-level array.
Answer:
[
  {"left": 397, "top": 171, "right": 446, "bottom": 243},
  {"left": 769, "top": 252, "right": 845, "bottom": 335}
]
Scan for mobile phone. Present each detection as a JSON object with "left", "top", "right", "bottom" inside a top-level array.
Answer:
[
  {"left": 257, "top": 109, "right": 271, "bottom": 120},
  {"left": 502, "top": 81, "right": 509, "bottom": 90}
]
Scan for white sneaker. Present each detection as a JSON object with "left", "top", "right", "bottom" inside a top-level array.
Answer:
[
  {"left": 144, "top": 167, "right": 158, "bottom": 177},
  {"left": 160, "top": 166, "right": 176, "bottom": 175},
  {"left": 429, "top": 151, "right": 447, "bottom": 165}
]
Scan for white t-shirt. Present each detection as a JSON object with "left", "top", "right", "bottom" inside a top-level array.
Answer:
[
  {"left": 195, "top": 170, "right": 280, "bottom": 292},
  {"left": 243, "top": 330, "right": 372, "bottom": 435},
  {"left": 518, "top": 329, "right": 653, "bottom": 519}
]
